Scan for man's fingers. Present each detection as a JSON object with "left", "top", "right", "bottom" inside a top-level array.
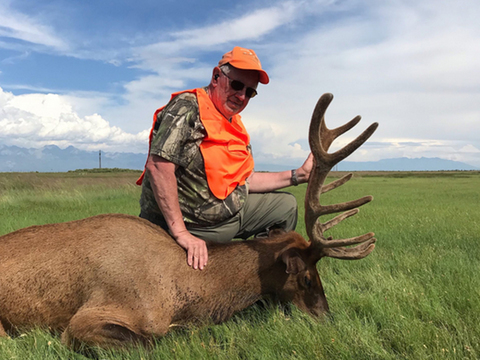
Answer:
[
  {"left": 187, "top": 248, "right": 194, "bottom": 267},
  {"left": 190, "top": 247, "right": 203, "bottom": 270},
  {"left": 198, "top": 248, "right": 207, "bottom": 270},
  {"left": 203, "top": 248, "right": 208, "bottom": 269},
  {"left": 179, "top": 235, "right": 208, "bottom": 270},
  {"left": 199, "top": 242, "right": 208, "bottom": 270}
]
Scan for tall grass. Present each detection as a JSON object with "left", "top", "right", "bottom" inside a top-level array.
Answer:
[{"left": 0, "top": 171, "right": 479, "bottom": 359}]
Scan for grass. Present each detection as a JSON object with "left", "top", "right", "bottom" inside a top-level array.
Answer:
[
  {"left": 0, "top": 170, "right": 479, "bottom": 359},
  {"left": 0, "top": 171, "right": 142, "bottom": 232}
]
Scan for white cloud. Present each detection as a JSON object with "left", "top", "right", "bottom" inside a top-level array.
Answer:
[
  {"left": 0, "top": 1, "right": 68, "bottom": 51},
  {"left": 459, "top": 145, "right": 480, "bottom": 154},
  {"left": 169, "top": 2, "right": 300, "bottom": 48},
  {"left": 0, "top": 87, "right": 148, "bottom": 152}
]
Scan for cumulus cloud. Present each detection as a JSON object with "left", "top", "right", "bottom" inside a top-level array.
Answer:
[{"left": 0, "top": 87, "right": 148, "bottom": 153}]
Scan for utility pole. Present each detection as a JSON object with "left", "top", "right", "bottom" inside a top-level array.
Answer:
[{"left": 99, "top": 150, "right": 102, "bottom": 169}]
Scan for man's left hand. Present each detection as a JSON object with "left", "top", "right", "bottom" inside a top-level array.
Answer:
[{"left": 297, "top": 152, "right": 313, "bottom": 183}]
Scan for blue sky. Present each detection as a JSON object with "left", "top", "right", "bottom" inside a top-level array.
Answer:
[{"left": 1, "top": 0, "right": 480, "bottom": 167}]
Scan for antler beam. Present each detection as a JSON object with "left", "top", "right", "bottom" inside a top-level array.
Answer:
[{"left": 305, "top": 93, "right": 378, "bottom": 260}]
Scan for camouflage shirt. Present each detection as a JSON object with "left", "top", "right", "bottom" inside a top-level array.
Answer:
[{"left": 139, "top": 90, "right": 249, "bottom": 226}]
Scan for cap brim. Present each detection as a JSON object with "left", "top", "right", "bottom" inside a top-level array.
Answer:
[{"left": 258, "top": 70, "right": 269, "bottom": 84}]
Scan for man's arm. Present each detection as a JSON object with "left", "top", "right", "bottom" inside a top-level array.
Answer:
[
  {"left": 146, "top": 154, "right": 208, "bottom": 270},
  {"left": 248, "top": 153, "right": 313, "bottom": 193}
]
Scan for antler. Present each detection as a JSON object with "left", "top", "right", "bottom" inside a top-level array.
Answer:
[{"left": 305, "top": 93, "right": 379, "bottom": 260}]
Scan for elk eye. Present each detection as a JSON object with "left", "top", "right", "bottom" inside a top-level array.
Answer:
[{"left": 304, "top": 276, "right": 312, "bottom": 288}]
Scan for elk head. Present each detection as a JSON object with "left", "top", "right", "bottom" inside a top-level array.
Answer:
[{"left": 280, "top": 93, "right": 378, "bottom": 316}]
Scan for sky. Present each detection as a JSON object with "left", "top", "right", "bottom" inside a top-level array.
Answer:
[{"left": 1, "top": 0, "right": 479, "bottom": 168}]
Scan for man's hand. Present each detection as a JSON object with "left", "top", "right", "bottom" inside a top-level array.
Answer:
[
  {"left": 298, "top": 152, "right": 314, "bottom": 182},
  {"left": 174, "top": 230, "right": 208, "bottom": 270},
  {"left": 248, "top": 152, "right": 315, "bottom": 193}
]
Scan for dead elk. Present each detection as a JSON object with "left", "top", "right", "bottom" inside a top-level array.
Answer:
[{"left": 0, "top": 93, "right": 378, "bottom": 348}]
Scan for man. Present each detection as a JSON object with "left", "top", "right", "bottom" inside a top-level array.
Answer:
[{"left": 137, "top": 46, "right": 312, "bottom": 270}]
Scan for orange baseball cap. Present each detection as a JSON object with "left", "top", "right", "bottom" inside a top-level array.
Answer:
[{"left": 218, "top": 46, "right": 269, "bottom": 84}]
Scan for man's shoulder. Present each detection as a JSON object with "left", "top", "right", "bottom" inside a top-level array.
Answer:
[
  {"left": 176, "top": 91, "right": 199, "bottom": 102},
  {"left": 158, "top": 91, "right": 201, "bottom": 124},
  {"left": 153, "top": 90, "right": 204, "bottom": 146},
  {"left": 166, "top": 91, "right": 199, "bottom": 110}
]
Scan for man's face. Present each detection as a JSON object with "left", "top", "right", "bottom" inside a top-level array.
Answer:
[{"left": 211, "top": 66, "right": 259, "bottom": 119}]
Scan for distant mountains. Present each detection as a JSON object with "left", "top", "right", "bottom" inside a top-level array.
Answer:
[
  {"left": 337, "top": 157, "right": 478, "bottom": 171},
  {"left": 0, "top": 144, "right": 477, "bottom": 172},
  {"left": 0, "top": 145, "right": 146, "bottom": 172},
  {"left": 257, "top": 157, "right": 478, "bottom": 172}
]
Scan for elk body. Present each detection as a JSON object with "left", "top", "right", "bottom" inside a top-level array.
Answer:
[{"left": 0, "top": 94, "right": 378, "bottom": 348}]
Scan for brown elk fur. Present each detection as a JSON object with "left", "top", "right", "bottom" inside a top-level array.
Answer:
[{"left": 0, "top": 213, "right": 328, "bottom": 348}]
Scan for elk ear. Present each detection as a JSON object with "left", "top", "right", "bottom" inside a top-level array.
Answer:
[{"left": 281, "top": 249, "right": 306, "bottom": 274}]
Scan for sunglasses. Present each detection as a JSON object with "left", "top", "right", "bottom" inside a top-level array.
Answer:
[{"left": 220, "top": 69, "right": 258, "bottom": 99}]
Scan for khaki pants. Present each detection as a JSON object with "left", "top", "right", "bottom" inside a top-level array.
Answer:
[{"left": 186, "top": 192, "right": 298, "bottom": 242}]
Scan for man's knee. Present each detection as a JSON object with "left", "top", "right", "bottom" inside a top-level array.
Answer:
[{"left": 250, "top": 191, "right": 298, "bottom": 233}]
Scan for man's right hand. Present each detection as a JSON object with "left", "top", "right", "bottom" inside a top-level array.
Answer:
[{"left": 174, "top": 231, "right": 208, "bottom": 270}]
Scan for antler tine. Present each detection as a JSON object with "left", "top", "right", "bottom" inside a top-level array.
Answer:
[
  {"left": 330, "top": 121, "right": 379, "bottom": 165},
  {"left": 321, "top": 173, "right": 351, "bottom": 194},
  {"left": 304, "top": 93, "right": 378, "bottom": 259},
  {"left": 321, "top": 238, "right": 376, "bottom": 260}
]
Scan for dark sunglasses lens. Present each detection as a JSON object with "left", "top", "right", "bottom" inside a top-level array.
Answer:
[
  {"left": 230, "top": 80, "right": 245, "bottom": 91},
  {"left": 230, "top": 79, "right": 257, "bottom": 98},
  {"left": 246, "top": 88, "right": 257, "bottom": 98}
]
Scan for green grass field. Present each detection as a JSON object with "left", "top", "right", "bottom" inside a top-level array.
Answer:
[{"left": 0, "top": 170, "right": 479, "bottom": 359}]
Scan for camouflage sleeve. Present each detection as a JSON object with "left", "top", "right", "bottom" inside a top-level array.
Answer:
[{"left": 149, "top": 93, "right": 205, "bottom": 168}]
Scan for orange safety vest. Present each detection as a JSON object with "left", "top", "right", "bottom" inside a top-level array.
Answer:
[{"left": 137, "top": 88, "right": 254, "bottom": 200}]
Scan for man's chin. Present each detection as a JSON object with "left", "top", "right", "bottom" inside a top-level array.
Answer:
[{"left": 226, "top": 103, "right": 243, "bottom": 115}]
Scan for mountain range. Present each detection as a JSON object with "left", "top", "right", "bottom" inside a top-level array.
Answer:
[{"left": 0, "top": 144, "right": 477, "bottom": 172}]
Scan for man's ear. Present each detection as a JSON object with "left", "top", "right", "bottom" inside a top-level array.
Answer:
[
  {"left": 212, "top": 67, "right": 221, "bottom": 84},
  {"left": 281, "top": 248, "right": 306, "bottom": 274}
]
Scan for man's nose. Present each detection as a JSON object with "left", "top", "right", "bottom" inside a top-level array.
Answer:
[{"left": 234, "top": 88, "right": 247, "bottom": 101}]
